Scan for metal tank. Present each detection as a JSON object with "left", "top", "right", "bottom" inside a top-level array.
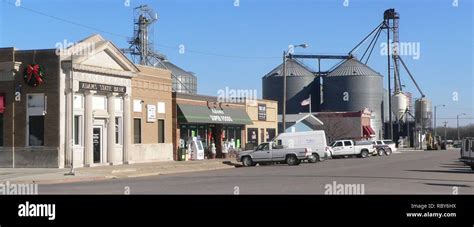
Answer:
[
  {"left": 160, "top": 60, "right": 197, "bottom": 94},
  {"left": 323, "top": 58, "right": 384, "bottom": 139},
  {"left": 391, "top": 92, "right": 409, "bottom": 122},
  {"left": 415, "top": 97, "right": 432, "bottom": 131},
  {"left": 262, "top": 58, "right": 320, "bottom": 114}
]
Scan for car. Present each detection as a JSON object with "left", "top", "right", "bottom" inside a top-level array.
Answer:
[
  {"left": 374, "top": 140, "right": 397, "bottom": 153},
  {"left": 327, "top": 140, "right": 375, "bottom": 158},
  {"left": 459, "top": 137, "right": 474, "bottom": 171},
  {"left": 373, "top": 144, "right": 392, "bottom": 156},
  {"left": 236, "top": 142, "right": 312, "bottom": 167},
  {"left": 272, "top": 130, "right": 330, "bottom": 163}
]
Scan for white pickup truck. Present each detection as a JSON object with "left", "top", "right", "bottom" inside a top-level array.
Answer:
[
  {"left": 328, "top": 140, "right": 375, "bottom": 158},
  {"left": 236, "top": 142, "right": 312, "bottom": 167}
]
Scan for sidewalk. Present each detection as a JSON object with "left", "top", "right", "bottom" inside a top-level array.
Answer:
[{"left": 0, "top": 158, "right": 239, "bottom": 185}]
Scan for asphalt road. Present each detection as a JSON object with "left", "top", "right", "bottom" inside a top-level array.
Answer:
[{"left": 39, "top": 149, "right": 474, "bottom": 194}]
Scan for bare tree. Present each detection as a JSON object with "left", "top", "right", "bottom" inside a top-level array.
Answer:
[{"left": 316, "top": 116, "right": 355, "bottom": 143}]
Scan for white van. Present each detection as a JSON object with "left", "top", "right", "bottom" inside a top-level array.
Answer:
[{"left": 273, "top": 131, "right": 330, "bottom": 163}]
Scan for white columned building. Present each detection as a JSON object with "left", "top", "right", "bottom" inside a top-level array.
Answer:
[{"left": 60, "top": 34, "right": 139, "bottom": 168}]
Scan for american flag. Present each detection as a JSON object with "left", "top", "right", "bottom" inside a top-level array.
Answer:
[{"left": 301, "top": 96, "right": 311, "bottom": 106}]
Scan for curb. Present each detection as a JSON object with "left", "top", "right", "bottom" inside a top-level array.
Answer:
[{"left": 8, "top": 162, "right": 238, "bottom": 185}]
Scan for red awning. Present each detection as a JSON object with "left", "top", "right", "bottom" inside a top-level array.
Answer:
[
  {"left": 367, "top": 126, "right": 376, "bottom": 135},
  {"left": 0, "top": 95, "right": 4, "bottom": 113},
  {"left": 362, "top": 126, "right": 371, "bottom": 137},
  {"left": 362, "top": 126, "right": 376, "bottom": 137}
]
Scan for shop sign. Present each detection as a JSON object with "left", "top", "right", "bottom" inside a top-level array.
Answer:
[
  {"left": 209, "top": 115, "right": 233, "bottom": 122},
  {"left": 147, "top": 105, "right": 156, "bottom": 122},
  {"left": 79, "top": 82, "right": 126, "bottom": 93},
  {"left": 258, "top": 104, "right": 266, "bottom": 121}
]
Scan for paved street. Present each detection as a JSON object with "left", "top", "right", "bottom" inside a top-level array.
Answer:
[{"left": 38, "top": 149, "right": 473, "bottom": 194}]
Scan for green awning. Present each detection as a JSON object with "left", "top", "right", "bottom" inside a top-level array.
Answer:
[{"left": 177, "top": 104, "right": 252, "bottom": 125}]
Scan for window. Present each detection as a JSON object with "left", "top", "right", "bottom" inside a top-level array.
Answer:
[
  {"left": 158, "top": 119, "right": 165, "bottom": 143},
  {"left": 115, "top": 117, "right": 122, "bottom": 144},
  {"left": 133, "top": 118, "right": 141, "bottom": 144},
  {"left": 74, "top": 116, "right": 81, "bottom": 145},
  {"left": 29, "top": 116, "right": 44, "bottom": 146},
  {"left": 27, "top": 94, "right": 45, "bottom": 146},
  {"left": 92, "top": 95, "right": 107, "bottom": 110},
  {"left": 0, "top": 113, "right": 3, "bottom": 146},
  {"left": 334, "top": 142, "right": 343, "bottom": 147},
  {"left": 344, "top": 141, "right": 352, "bottom": 146},
  {"left": 157, "top": 102, "right": 165, "bottom": 114}
]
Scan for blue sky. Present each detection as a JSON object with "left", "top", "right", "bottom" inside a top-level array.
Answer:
[{"left": 1, "top": 0, "right": 473, "bottom": 126}]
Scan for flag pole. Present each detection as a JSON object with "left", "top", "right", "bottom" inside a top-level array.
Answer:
[{"left": 309, "top": 94, "right": 312, "bottom": 114}]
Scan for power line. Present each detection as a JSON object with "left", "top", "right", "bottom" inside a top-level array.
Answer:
[{"left": 1, "top": 0, "right": 280, "bottom": 60}]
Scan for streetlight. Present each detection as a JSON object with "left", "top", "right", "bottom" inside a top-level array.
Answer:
[
  {"left": 456, "top": 113, "right": 466, "bottom": 141},
  {"left": 282, "top": 44, "right": 308, "bottom": 132},
  {"left": 434, "top": 104, "right": 445, "bottom": 137},
  {"left": 443, "top": 121, "right": 448, "bottom": 144}
]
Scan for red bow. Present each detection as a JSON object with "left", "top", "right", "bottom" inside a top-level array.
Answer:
[{"left": 26, "top": 64, "right": 44, "bottom": 85}]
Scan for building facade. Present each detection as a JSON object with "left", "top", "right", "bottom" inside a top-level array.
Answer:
[
  {"left": 130, "top": 65, "right": 173, "bottom": 162},
  {"left": 244, "top": 99, "right": 278, "bottom": 149},
  {"left": 172, "top": 93, "right": 254, "bottom": 159},
  {"left": 0, "top": 34, "right": 174, "bottom": 168}
]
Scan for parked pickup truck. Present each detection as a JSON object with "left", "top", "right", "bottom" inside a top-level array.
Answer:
[
  {"left": 328, "top": 140, "right": 375, "bottom": 158},
  {"left": 236, "top": 142, "right": 312, "bottom": 167},
  {"left": 459, "top": 137, "right": 474, "bottom": 171}
]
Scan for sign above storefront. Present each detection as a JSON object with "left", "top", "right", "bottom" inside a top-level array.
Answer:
[
  {"left": 79, "top": 82, "right": 126, "bottom": 93},
  {"left": 258, "top": 104, "right": 267, "bottom": 121}
]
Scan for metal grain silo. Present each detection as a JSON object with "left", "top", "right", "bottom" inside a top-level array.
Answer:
[
  {"left": 262, "top": 58, "right": 320, "bottom": 114},
  {"left": 323, "top": 58, "right": 384, "bottom": 139},
  {"left": 415, "top": 97, "right": 432, "bottom": 131},
  {"left": 160, "top": 60, "right": 197, "bottom": 94}
]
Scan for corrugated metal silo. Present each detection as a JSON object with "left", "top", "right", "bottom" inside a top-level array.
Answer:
[
  {"left": 262, "top": 58, "right": 320, "bottom": 114},
  {"left": 415, "top": 97, "right": 432, "bottom": 130},
  {"left": 160, "top": 60, "right": 197, "bottom": 94},
  {"left": 323, "top": 58, "right": 384, "bottom": 139}
]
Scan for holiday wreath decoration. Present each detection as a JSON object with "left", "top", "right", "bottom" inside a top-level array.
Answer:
[{"left": 23, "top": 64, "right": 46, "bottom": 87}]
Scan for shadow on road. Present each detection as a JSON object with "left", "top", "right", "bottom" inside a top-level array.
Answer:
[
  {"left": 406, "top": 169, "right": 473, "bottom": 174},
  {"left": 423, "top": 182, "right": 470, "bottom": 187},
  {"left": 222, "top": 161, "right": 243, "bottom": 168}
]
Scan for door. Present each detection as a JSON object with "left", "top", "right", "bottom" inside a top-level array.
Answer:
[
  {"left": 92, "top": 119, "right": 107, "bottom": 164},
  {"left": 252, "top": 143, "right": 271, "bottom": 161},
  {"left": 342, "top": 141, "right": 355, "bottom": 155},
  {"left": 93, "top": 127, "right": 102, "bottom": 164},
  {"left": 331, "top": 141, "right": 344, "bottom": 156}
]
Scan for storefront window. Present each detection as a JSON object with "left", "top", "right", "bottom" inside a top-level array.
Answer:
[
  {"left": 266, "top": 128, "right": 276, "bottom": 142},
  {"left": 27, "top": 94, "right": 45, "bottom": 146},
  {"left": 158, "top": 119, "right": 165, "bottom": 143},
  {"left": 29, "top": 116, "right": 44, "bottom": 146},
  {"left": 247, "top": 128, "right": 258, "bottom": 147},
  {"left": 133, "top": 118, "right": 141, "bottom": 144},
  {"left": 74, "top": 116, "right": 81, "bottom": 145},
  {"left": 115, "top": 117, "right": 122, "bottom": 145}
]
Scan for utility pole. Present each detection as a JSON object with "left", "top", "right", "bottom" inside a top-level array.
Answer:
[
  {"left": 434, "top": 104, "right": 445, "bottom": 138},
  {"left": 443, "top": 121, "right": 448, "bottom": 144},
  {"left": 282, "top": 51, "right": 287, "bottom": 133},
  {"left": 457, "top": 113, "right": 466, "bottom": 141}
]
